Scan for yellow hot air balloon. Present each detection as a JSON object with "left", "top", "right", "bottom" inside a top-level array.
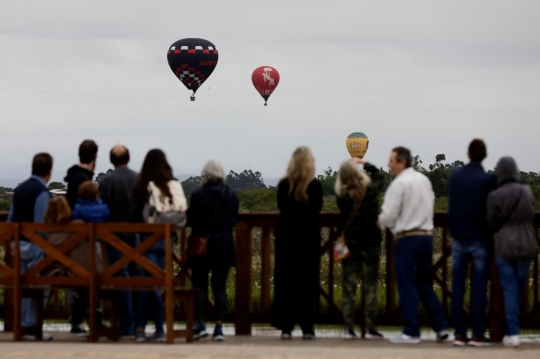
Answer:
[{"left": 346, "top": 132, "right": 369, "bottom": 158}]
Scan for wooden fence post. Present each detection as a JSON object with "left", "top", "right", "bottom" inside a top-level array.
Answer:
[
  {"left": 260, "top": 225, "right": 272, "bottom": 314},
  {"left": 235, "top": 223, "right": 252, "bottom": 335},
  {"left": 385, "top": 229, "right": 396, "bottom": 322},
  {"left": 489, "top": 260, "right": 505, "bottom": 342}
]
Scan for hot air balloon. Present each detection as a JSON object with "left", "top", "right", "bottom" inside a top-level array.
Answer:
[
  {"left": 167, "top": 38, "right": 218, "bottom": 101},
  {"left": 252, "top": 66, "right": 280, "bottom": 106},
  {"left": 346, "top": 132, "right": 369, "bottom": 158}
]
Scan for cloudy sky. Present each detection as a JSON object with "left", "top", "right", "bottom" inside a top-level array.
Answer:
[{"left": 1, "top": 1, "right": 539, "bottom": 187}]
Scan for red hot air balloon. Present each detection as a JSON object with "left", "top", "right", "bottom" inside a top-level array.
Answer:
[{"left": 252, "top": 66, "right": 280, "bottom": 106}]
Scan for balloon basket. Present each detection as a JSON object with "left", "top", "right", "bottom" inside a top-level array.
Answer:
[
  {"left": 264, "top": 102, "right": 267, "bottom": 106},
  {"left": 190, "top": 95, "right": 196, "bottom": 102}
]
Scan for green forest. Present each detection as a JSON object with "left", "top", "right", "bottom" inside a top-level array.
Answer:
[
  {"left": 2, "top": 154, "right": 540, "bottom": 213},
  {"left": 181, "top": 154, "right": 540, "bottom": 212}
]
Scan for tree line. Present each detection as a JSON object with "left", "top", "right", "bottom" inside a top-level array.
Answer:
[{"left": 1, "top": 156, "right": 539, "bottom": 213}]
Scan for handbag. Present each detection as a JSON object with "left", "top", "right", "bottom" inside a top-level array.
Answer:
[
  {"left": 186, "top": 187, "right": 226, "bottom": 258},
  {"left": 333, "top": 193, "right": 365, "bottom": 262},
  {"left": 143, "top": 181, "right": 187, "bottom": 228}
]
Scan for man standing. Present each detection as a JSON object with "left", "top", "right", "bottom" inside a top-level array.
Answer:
[
  {"left": 448, "top": 139, "right": 496, "bottom": 346},
  {"left": 378, "top": 147, "right": 449, "bottom": 344},
  {"left": 65, "top": 140, "right": 98, "bottom": 210},
  {"left": 8, "top": 153, "right": 53, "bottom": 341},
  {"left": 99, "top": 145, "right": 139, "bottom": 340},
  {"left": 64, "top": 139, "right": 98, "bottom": 336}
]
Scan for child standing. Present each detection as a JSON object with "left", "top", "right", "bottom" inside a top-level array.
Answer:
[
  {"left": 68, "top": 180, "right": 109, "bottom": 335},
  {"left": 73, "top": 181, "right": 110, "bottom": 222}
]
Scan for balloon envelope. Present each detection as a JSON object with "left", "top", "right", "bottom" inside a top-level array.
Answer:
[
  {"left": 346, "top": 132, "right": 369, "bottom": 158},
  {"left": 167, "top": 38, "right": 218, "bottom": 96},
  {"left": 252, "top": 66, "right": 280, "bottom": 105}
]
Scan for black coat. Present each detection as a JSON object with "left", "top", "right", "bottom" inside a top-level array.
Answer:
[
  {"left": 272, "top": 179, "right": 323, "bottom": 329},
  {"left": 186, "top": 182, "right": 239, "bottom": 269},
  {"left": 64, "top": 165, "right": 94, "bottom": 210}
]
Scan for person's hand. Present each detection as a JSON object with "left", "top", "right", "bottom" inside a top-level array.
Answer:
[{"left": 352, "top": 157, "right": 366, "bottom": 165}]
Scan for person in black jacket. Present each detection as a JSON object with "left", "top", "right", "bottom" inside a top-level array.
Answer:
[
  {"left": 272, "top": 146, "right": 323, "bottom": 340},
  {"left": 64, "top": 140, "right": 98, "bottom": 210},
  {"left": 187, "top": 160, "right": 239, "bottom": 342},
  {"left": 99, "top": 145, "right": 138, "bottom": 339},
  {"left": 448, "top": 139, "right": 496, "bottom": 346},
  {"left": 63, "top": 139, "right": 98, "bottom": 336}
]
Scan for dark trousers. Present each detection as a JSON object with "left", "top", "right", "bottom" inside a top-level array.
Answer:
[
  {"left": 106, "top": 234, "right": 138, "bottom": 336},
  {"left": 191, "top": 263, "right": 230, "bottom": 323},
  {"left": 68, "top": 290, "right": 88, "bottom": 326},
  {"left": 134, "top": 248, "right": 165, "bottom": 333},
  {"left": 395, "top": 235, "right": 448, "bottom": 337},
  {"left": 451, "top": 239, "right": 489, "bottom": 337}
]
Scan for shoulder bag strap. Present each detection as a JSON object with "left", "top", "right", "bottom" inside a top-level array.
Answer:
[
  {"left": 499, "top": 186, "right": 523, "bottom": 229},
  {"left": 343, "top": 191, "right": 366, "bottom": 232}
]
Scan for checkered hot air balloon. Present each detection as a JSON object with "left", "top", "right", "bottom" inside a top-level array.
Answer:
[{"left": 167, "top": 38, "right": 219, "bottom": 101}]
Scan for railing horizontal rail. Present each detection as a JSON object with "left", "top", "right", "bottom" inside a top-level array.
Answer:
[{"left": 0, "top": 213, "right": 539, "bottom": 336}]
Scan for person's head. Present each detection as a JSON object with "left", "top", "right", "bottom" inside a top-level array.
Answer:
[
  {"left": 44, "top": 197, "right": 72, "bottom": 224},
  {"left": 494, "top": 156, "right": 520, "bottom": 186},
  {"left": 468, "top": 139, "right": 487, "bottom": 163},
  {"left": 201, "top": 160, "right": 226, "bottom": 184},
  {"left": 79, "top": 140, "right": 98, "bottom": 164},
  {"left": 283, "top": 146, "right": 315, "bottom": 202},
  {"left": 78, "top": 180, "right": 100, "bottom": 202},
  {"left": 32, "top": 153, "right": 53, "bottom": 182},
  {"left": 334, "top": 160, "right": 371, "bottom": 200},
  {"left": 135, "top": 149, "right": 174, "bottom": 203},
  {"left": 110, "top": 145, "right": 130, "bottom": 168},
  {"left": 388, "top": 146, "right": 411, "bottom": 177}
]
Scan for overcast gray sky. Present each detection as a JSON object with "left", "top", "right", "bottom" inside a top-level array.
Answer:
[{"left": 1, "top": 1, "right": 539, "bottom": 187}]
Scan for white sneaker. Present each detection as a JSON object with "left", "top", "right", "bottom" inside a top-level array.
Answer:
[
  {"left": 22, "top": 332, "right": 53, "bottom": 341},
  {"left": 389, "top": 333, "right": 421, "bottom": 344},
  {"left": 502, "top": 335, "right": 520, "bottom": 347}
]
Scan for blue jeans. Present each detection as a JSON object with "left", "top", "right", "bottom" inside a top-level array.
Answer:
[
  {"left": 106, "top": 234, "right": 139, "bottom": 336},
  {"left": 496, "top": 257, "right": 532, "bottom": 336},
  {"left": 19, "top": 241, "right": 46, "bottom": 327},
  {"left": 134, "top": 239, "right": 165, "bottom": 333},
  {"left": 395, "top": 236, "right": 448, "bottom": 337},
  {"left": 451, "top": 239, "right": 489, "bottom": 337}
]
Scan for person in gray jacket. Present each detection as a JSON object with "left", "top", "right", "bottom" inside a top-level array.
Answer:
[
  {"left": 99, "top": 145, "right": 138, "bottom": 339},
  {"left": 487, "top": 157, "right": 539, "bottom": 347}
]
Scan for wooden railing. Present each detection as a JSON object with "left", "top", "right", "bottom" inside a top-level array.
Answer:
[
  {"left": 1, "top": 211, "right": 540, "bottom": 337},
  {"left": 0, "top": 221, "right": 197, "bottom": 343}
]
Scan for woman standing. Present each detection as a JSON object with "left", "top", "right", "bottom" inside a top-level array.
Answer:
[
  {"left": 272, "top": 146, "right": 323, "bottom": 339},
  {"left": 334, "top": 158, "right": 385, "bottom": 340},
  {"left": 131, "top": 149, "right": 187, "bottom": 342},
  {"left": 187, "top": 160, "right": 238, "bottom": 342},
  {"left": 487, "top": 157, "right": 538, "bottom": 347}
]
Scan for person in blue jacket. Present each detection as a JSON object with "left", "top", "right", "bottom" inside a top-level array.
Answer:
[
  {"left": 448, "top": 139, "right": 496, "bottom": 347},
  {"left": 73, "top": 181, "right": 110, "bottom": 223},
  {"left": 69, "top": 180, "right": 109, "bottom": 334}
]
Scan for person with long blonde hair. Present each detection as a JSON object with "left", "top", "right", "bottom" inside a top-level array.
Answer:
[
  {"left": 272, "top": 146, "right": 323, "bottom": 340},
  {"left": 335, "top": 158, "right": 386, "bottom": 340}
]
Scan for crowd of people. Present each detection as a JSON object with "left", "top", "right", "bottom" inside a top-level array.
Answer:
[{"left": 6, "top": 138, "right": 538, "bottom": 347}]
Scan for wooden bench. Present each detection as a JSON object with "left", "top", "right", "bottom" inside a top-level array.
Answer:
[{"left": 0, "top": 222, "right": 197, "bottom": 344}]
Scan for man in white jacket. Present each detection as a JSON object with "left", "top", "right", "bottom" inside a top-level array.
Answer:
[{"left": 378, "top": 147, "right": 449, "bottom": 344}]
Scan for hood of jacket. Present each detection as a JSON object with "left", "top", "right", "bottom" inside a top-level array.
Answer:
[
  {"left": 203, "top": 181, "right": 234, "bottom": 200},
  {"left": 64, "top": 165, "right": 94, "bottom": 182},
  {"left": 494, "top": 157, "right": 520, "bottom": 186}
]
